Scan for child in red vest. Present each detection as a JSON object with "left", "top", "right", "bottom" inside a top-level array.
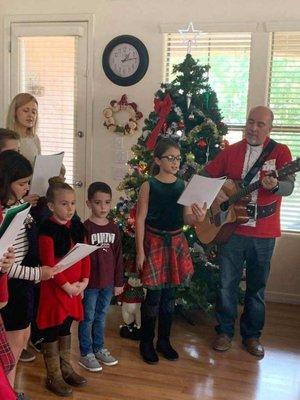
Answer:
[{"left": 37, "top": 178, "right": 90, "bottom": 397}]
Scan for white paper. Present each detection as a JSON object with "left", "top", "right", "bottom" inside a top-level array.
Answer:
[
  {"left": 0, "top": 206, "right": 31, "bottom": 259},
  {"left": 55, "top": 243, "right": 99, "bottom": 273},
  {"left": 177, "top": 175, "right": 226, "bottom": 208},
  {"left": 29, "top": 152, "right": 64, "bottom": 196}
]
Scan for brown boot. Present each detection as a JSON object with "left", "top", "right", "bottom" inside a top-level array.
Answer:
[
  {"left": 59, "top": 335, "right": 87, "bottom": 387},
  {"left": 42, "top": 341, "right": 72, "bottom": 397},
  {"left": 212, "top": 333, "right": 232, "bottom": 352},
  {"left": 242, "top": 338, "right": 265, "bottom": 358}
]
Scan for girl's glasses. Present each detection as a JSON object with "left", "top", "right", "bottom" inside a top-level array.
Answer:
[{"left": 160, "top": 155, "right": 182, "bottom": 162}]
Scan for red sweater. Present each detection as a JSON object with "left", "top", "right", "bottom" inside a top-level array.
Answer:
[
  {"left": 84, "top": 219, "right": 124, "bottom": 289},
  {"left": 205, "top": 138, "right": 292, "bottom": 238},
  {"left": 37, "top": 218, "right": 90, "bottom": 329}
]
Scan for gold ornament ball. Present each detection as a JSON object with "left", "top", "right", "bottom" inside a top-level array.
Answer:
[{"left": 186, "top": 152, "right": 195, "bottom": 162}]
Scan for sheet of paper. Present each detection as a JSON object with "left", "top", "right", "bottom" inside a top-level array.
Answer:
[
  {"left": 0, "top": 202, "right": 30, "bottom": 237},
  {"left": 29, "top": 152, "right": 64, "bottom": 196},
  {"left": 177, "top": 175, "right": 226, "bottom": 208},
  {"left": 0, "top": 205, "right": 31, "bottom": 259},
  {"left": 55, "top": 243, "right": 99, "bottom": 273}
]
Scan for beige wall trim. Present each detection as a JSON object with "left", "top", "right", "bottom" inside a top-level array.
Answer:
[{"left": 266, "top": 291, "right": 300, "bottom": 305}]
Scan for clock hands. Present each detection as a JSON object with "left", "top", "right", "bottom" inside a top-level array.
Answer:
[
  {"left": 121, "top": 54, "right": 137, "bottom": 63},
  {"left": 121, "top": 53, "right": 130, "bottom": 63}
]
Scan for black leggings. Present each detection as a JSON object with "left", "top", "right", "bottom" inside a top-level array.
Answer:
[
  {"left": 142, "top": 287, "right": 176, "bottom": 317},
  {"left": 42, "top": 317, "right": 73, "bottom": 343}
]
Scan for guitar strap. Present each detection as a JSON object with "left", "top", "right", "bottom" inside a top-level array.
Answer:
[{"left": 242, "top": 139, "right": 277, "bottom": 187}]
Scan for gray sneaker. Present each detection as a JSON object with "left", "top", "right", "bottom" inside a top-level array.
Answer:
[
  {"left": 78, "top": 353, "right": 102, "bottom": 372},
  {"left": 19, "top": 348, "right": 36, "bottom": 362},
  {"left": 95, "top": 348, "right": 118, "bottom": 366}
]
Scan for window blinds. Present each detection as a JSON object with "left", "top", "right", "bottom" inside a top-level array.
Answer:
[
  {"left": 164, "top": 32, "right": 251, "bottom": 125},
  {"left": 268, "top": 32, "right": 300, "bottom": 231},
  {"left": 19, "top": 36, "right": 78, "bottom": 185}
]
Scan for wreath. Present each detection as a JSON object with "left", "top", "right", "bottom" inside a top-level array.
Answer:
[{"left": 103, "top": 94, "right": 143, "bottom": 135}]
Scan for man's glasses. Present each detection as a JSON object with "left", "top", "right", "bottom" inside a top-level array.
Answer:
[{"left": 160, "top": 155, "right": 182, "bottom": 162}]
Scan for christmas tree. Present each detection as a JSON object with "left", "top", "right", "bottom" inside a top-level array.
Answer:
[{"left": 113, "top": 54, "right": 230, "bottom": 312}]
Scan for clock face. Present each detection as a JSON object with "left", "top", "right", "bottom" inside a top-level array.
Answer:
[
  {"left": 102, "top": 35, "right": 149, "bottom": 86},
  {"left": 108, "top": 43, "right": 140, "bottom": 78}
]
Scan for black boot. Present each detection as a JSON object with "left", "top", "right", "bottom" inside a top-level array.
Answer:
[
  {"left": 156, "top": 313, "right": 179, "bottom": 361},
  {"left": 139, "top": 315, "right": 159, "bottom": 364},
  {"left": 132, "top": 325, "right": 141, "bottom": 341},
  {"left": 139, "top": 341, "right": 159, "bottom": 364}
]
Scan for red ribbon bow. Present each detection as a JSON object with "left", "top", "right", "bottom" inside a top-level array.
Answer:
[{"left": 146, "top": 94, "right": 172, "bottom": 150}]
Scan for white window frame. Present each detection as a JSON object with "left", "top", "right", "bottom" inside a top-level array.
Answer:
[{"left": 160, "top": 21, "right": 300, "bottom": 233}]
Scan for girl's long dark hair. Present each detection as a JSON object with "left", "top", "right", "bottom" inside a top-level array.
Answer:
[
  {"left": 0, "top": 150, "right": 33, "bottom": 206},
  {"left": 151, "top": 138, "right": 180, "bottom": 176}
]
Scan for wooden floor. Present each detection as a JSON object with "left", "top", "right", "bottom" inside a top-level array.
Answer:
[{"left": 15, "top": 303, "right": 300, "bottom": 400}]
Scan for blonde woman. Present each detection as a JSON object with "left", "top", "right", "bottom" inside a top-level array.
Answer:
[
  {"left": 6, "top": 93, "right": 41, "bottom": 168},
  {"left": 6, "top": 93, "right": 65, "bottom": 185}
]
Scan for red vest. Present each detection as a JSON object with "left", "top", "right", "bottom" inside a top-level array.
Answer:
[{"left": 205, "top": 138, "right": 292, "bottom": 238}]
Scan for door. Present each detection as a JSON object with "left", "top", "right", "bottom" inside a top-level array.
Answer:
[{"left": 9, "top": 21, "right": 88, "bottom": 217}]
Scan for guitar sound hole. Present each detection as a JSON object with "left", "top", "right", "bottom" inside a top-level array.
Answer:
[{"left": 220, "top": 201, "right": 229, "bottom": 212}]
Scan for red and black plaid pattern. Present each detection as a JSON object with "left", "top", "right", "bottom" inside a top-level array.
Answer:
[
  {"left": 142, "top": 227, "right": 194, "bottom": 288},
  {"left": 0, "top": 317, "right": 15, "bottom": 374}
]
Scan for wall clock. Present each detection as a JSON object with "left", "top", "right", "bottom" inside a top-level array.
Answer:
[{"left": 102, "top": 35, "right": 149, "bottom": 86}]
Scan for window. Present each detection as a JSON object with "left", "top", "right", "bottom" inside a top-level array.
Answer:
[
  {"left": 164, "top": 29, "right": 300, "bottom": 231},
  {"left": 18, "top": 36, "right": 77, "bottom": 185},
  {"left": 164, "top": 32, "right": 251, "bottom": 143},
  {"left": 268, "top": 32, "right": 300, "bottom": 231}
]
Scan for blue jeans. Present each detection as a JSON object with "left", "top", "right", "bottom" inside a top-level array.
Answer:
[
  {"left": 215, "top": 234, "right": 275, "bottom": 339},
  {"left": 78, "top": 287, "right": 113, "bottom": 356}
]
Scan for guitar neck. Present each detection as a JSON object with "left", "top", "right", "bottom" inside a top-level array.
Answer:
[
  {"left": 225, "top": 158, "right": 299, "bottom": 207},
  {"left": 228, "top": 181, "right": 261, "bottom": 205}
]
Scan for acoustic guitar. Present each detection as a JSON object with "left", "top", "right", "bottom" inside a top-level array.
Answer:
[{"left": 194, "top": 158, "right": 300, "bottom": 245}]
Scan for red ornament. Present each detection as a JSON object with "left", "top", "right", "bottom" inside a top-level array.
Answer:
[
  {"left": 197, "top": 138, "right": 207, "bottom": 148},
  {"left": 129, "top": 204, "right": 137, "bottom": 220}
]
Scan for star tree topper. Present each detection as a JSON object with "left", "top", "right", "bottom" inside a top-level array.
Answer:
[{"left": 178, "top": 22, "right": 202, "bottom": 54}]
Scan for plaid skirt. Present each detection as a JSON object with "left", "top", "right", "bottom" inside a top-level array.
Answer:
[
  {"left": 0, "top": 317, "right": 15, "bottom": 374},
  {"left": 142, "top": 226, "right": 194, "bottom": 289}
]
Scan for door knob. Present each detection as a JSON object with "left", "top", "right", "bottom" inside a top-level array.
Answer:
[{"left": 74, "top": 180, "right": 83, "bottom": 188}]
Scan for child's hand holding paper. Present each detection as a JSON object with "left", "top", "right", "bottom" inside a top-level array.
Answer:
[{"left": 191, "top": 202, "right": 207, "bottom": 223}]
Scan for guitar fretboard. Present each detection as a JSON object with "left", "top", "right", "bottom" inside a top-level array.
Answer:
[
  {"left": 226, "top": 158, "right": 300, "bottom": 206},
  {"left": 228, "top": 181, "right": 261, "bottom": 205}
]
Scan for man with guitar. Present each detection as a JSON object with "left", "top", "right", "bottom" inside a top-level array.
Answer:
[{"left": 203, "top": 106, "right": 295, "bottom": 358}]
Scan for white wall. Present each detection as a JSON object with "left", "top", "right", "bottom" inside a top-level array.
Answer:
[{"left": 0, "top": 0, "right": 300, "bottom": 303}]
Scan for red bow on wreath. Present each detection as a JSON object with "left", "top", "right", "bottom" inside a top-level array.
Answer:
[
  {"left": 146, "top": 94, "right": 172, "bottom": 150},
  {"left": 117, "top": 94, "right": 140, "bottom": 114}
]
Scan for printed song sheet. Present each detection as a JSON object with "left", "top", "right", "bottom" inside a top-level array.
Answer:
[
  {"left": 0, "top": 204, "right": 31, "bottom": 258},
  {"left": 55, "top": 243, "right": 99, "bottom": 273},
  {"left": 177, "top": 175, "right": 226, "bottom": 208},
  {"left": 29, "top": 152, "right": 64, "bottom": 196}
]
